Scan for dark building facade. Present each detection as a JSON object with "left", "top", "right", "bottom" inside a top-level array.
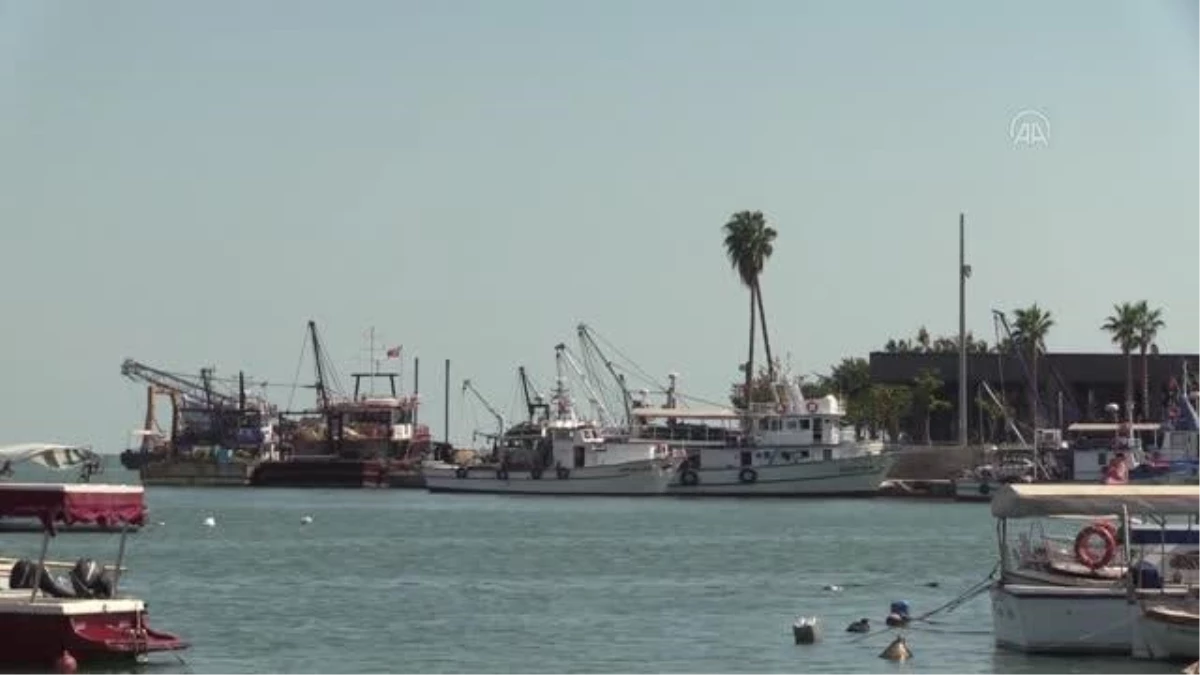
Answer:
[{"left": 868, "top": 351, "right": 1199, "bottom": 443}]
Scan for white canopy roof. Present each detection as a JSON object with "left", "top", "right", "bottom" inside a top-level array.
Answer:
[
  {"left": 0, "top": 443, "right": 99, "bottom": 471},
  {"left": 991, "top": 483, "right": 1199, "bottom": 519},
  {"left": 631, "top": 407, "right": 739, "bottom": 420}
]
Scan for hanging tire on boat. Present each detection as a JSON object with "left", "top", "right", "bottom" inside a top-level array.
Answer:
[
  {"left": 1074, "top": 524, "right": 1118, "bottom": 570},
  {"left": 680, "top": 469, "right": 699, "bottom": 486},
  {"left": 806, "top": 401, "right": 819, "bottom": 413},
  {"left": 738, "top": 468, "right": 758, "bottom": 484},
  {"left": 530, "top": 467, "right": 543, "bottom": 480},
  {"left": 454, "top": 467, "right": 468, "bottom": 479},
  {"left": 556, "top": 467, "right": 570, "bottom": 480}
]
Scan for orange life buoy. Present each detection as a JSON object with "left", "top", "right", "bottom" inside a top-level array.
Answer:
[
  {"left": 805, "top": 401, "right": 819, "bottom": 414},
  {"left": 1074, "top": 524, "right": 1117, "bottom": 570}
]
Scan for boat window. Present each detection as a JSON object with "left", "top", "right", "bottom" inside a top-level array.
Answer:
[
  {"left": 781, "top": 452, "right": 791, "bottom": 460},
  {"left": 799, "top": 450, "right": 809, "bottom": 459},
  {"left": 1097, "top": 452, "right": 1107, "bottom": 466},
  {"left": 786, "top": 419, "right": 798, "bottom": 431},
  {"left": 770, "top": 419, "right": 781, "bottom": 431},
  {"left": 823, "top": 448, "right": 833, "bottom": 461},
  {"left": 759, "top": 418, "right": 770, "bottom": 431},
  {"left": 800, "top": 419, "right": 811, "bottom": 430}
]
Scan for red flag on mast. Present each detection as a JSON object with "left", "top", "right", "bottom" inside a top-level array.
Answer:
[{"left": 386, "top": 346, "right": 402, "bottom": 359}]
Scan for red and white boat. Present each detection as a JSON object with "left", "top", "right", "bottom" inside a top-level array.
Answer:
[{"left": 0, "top": 482, "right": 188, "bottom": 667}]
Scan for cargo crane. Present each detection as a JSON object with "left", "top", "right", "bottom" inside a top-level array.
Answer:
[{"left": 119, "top": 358, "right": 275, "bottom": 463}]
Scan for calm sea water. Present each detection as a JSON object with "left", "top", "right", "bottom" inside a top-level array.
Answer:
[{"left": 11, "top": 471, "right": 1186, "bottom": 674}]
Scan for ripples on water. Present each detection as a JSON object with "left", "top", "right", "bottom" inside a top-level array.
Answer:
[{"left": 10, "top": 482, "right": 1185, "bottom": 674}]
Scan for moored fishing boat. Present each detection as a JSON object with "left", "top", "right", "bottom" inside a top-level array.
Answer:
[
  {"left": 424, "top": 376, "right": 683, "bottom": 495},
  {"left": 648, "top": 381, "right": 895, "bottom": 497},
  {"left": 988, "top": 483, "right": 1199, "bottom": 655},
  {"left": 0, "top": 482, "right": 188, "bottom": 667}
]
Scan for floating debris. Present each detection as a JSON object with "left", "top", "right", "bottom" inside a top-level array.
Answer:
[
  {"left": 823, "top": 584, "right": 843, "bottom": 592},
  {"left": 846, "top": 618, "right": 870, "bottom": 633},
  {"left": 886, "top": 600, "right": 911, "bottom": 627},
  {"left": 792, "top": 616, "right": 821, "bottom": 644},
  {"left": 201, "top": 516, "right": 216, "bottom": 528},
  {"left": 300, "top": 515, "right": 313, "bottom": 525},
  {"left": 879, "top": 635, "right": 912, "bottom": 661}
]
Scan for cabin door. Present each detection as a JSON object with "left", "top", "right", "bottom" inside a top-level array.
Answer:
[
  {"left": 573, "top": 445, "right": 586, "bottom": 468},
  {"left": 740, "top": 451, "right": 752, "bottom": 467},
  {"left": 812, "top": 417, "right": 823, "bottom": 443}
]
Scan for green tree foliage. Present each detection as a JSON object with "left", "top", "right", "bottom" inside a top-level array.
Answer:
[{"left": 910, "top": 368, "right": 951, "bottom": 443}]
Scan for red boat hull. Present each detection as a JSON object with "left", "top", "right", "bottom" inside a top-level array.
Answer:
[{"left": 0, "top": 603, "right": 187, "bottom": 666}]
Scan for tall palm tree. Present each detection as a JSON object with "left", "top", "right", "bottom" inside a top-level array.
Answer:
[
  {"left": 723, "top": 211, "right": 777, "bottom": 404},
  {"left": 1102, "top": 302, "right": 1140, "bottom": 419},
  {"left": 1133, "top": 300, "right": 1166, "bottom": 421},
  {"left": 1010, "top": 304, "right": 1055, "bottom": 428}
]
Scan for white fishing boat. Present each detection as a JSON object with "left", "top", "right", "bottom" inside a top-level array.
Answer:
[
  {"left": 422, "top": 422, "right": 680, "bottom": 496},
  {"left": 988, "top": 483, "right": 1199, "bottom": 656},
  {"left": 638, "top": 378, "right": 894, "bottom": 497},
  {"left": 424, "top": 371, "right": 683, "bottom": 496}
]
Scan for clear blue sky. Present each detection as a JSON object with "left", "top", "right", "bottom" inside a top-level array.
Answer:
[{"left": 1, "top": 0, "right": 1196, "bottom": 449}]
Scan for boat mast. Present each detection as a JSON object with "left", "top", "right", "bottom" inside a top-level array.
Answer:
[{"left": 958, "top": 213, "right": 970, "bottom": 447}]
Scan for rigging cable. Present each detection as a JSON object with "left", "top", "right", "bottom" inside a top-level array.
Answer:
[{"left": 285, "top": 327, "right": 310, "bottom": 412}]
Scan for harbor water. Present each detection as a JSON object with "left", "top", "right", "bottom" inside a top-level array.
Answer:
[{"left": 14, "top": 478, "right": 1187, "bottom": 674}]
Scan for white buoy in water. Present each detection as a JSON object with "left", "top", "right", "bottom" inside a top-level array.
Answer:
[
  {"left": 300, "top": 515, "right": 313, "bottom": 525},
  {"left": 879, "top": 635, "right": 912, "bottom": 661},
  {"left": 792, "top": 616, "right": 821, "bottom": 644},
  {"left": 823, "top": 584, "right": 843, "bottom": 592},
  {"left": 202, "top": 516, "right": 216, "bottom": 528}
]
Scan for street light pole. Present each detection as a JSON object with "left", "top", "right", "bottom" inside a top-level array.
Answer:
[{"left": 959, "top": 213, "right": 971, "bottom": 447}]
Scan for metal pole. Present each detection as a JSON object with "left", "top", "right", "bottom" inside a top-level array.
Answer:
[
  {"left": 958, "top": 213, "right": 969, "bottom": 447},
  {"left": 412, "top": 357, "right": 420, "bottom": 426},
  {"left": 444, "top": 359, "right": 451, "bottom": 446}
]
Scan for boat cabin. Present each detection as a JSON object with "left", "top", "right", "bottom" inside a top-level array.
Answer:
[{"left": 749, "top": 395, "right": 845, "bottom": 447}]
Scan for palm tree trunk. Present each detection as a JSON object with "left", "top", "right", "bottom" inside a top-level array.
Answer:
[
  {"left": 1140, "top": 345, "right": 1150, "bottom": 422},
  {"left": 754, "top": 280, "right": 774, "bottom": 382},
  {"left": 1030, "top": 346, "right": 1040, "bottom": 429},
  {"left": 744, "top": 288, "right": 757, "bottom": 410},
  {"left": 1125, "top": 350, "right": 1134, "bottom": 420}
]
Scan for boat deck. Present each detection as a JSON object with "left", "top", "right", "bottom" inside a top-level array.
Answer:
[{"left": 0, "top": 591, "right": 144, "bottom": 614}]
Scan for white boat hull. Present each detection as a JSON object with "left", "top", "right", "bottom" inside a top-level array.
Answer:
[
  {"left": 991, "top": 583, "right": 1200, "bottom": 655},
  {"left": 990, "top": 583, "right": 1132, "bottom": 655},
  {"left": 1132, "top": 604, "right": 1200, "bottom": 661},
  {"left": 423, "top": 460, "right": 676, "bottom": 496},
  {"left": 667, "top": 453, "right": 893, "bottom": 497}
]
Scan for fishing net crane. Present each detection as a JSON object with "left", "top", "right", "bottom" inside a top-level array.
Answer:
[{"left": 462, "top": 378, "right": 506, "bottom": 447}]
